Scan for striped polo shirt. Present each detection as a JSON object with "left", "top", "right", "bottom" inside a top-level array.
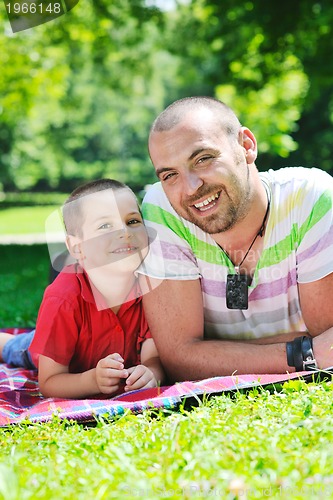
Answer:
[{"left": 140, "top": 167, "right": 333, "bottom": 340}]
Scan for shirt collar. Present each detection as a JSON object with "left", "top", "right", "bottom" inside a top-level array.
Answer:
[{"left": 75, "top": 264, "right": 142, "bottom": 310}]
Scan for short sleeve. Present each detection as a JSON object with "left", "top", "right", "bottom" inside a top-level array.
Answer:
[
  {"left": 29, "top": 295, "right": 81, "bottom": 366},
  {"left": 295, "top": 168, "right": 333, "bottom": 283}
]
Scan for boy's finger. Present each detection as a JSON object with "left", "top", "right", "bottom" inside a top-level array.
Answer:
[
  {"left": 98, "top": 371, "right": 127, "bottom": 391},
  {"left": 109, "top": 353, "right": 124, "bottom": 362},
  {"left": 125, "top": 376, "right": 155, "bottom": 392},
  {"left": 99, "top": 383, "right": 120, "bottom": 395},
  {"left": 100, "top": 356, "right": 124, "bottom": 370},
  {"left": 126, "top": 365, "right": 145, "bottom": 386},
  {"left": 105, "top": 368, "right": 129, "bottom": 379}
]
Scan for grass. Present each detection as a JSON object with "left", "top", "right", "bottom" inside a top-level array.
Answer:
[
  {"left": 0, "top": 245, "right": 49, "bottom": 326},
  {"left": 0, "top": 207, "right": 60, "bottom": 235},
  {"left": 1, "top": 383, "right": 333, "bottom": 499},
  {"left": 0, "top": 241, "right": 333, "bottom": 499}
]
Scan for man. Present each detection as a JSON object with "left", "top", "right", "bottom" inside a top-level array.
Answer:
[{"left": 139, "top": 96, "right": 333, "bottom": 381}]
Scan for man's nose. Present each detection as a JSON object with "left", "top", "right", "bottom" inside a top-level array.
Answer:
[{"left": 183, "top": 171, "right": 204, "bottom": 195}]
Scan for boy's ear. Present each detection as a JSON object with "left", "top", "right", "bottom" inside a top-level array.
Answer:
[{"left": 66, "top": 234, "right": 83, "bottom": 260}]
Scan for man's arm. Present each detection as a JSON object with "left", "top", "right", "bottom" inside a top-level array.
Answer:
[
  {"left": 299, "top": 273, "right": 333, "bottom": 335},
  {"left": 142, "top": 279, "right": 294, "bottom": 381},
  {"left": 299, "top": 273, "right": 333, "bottom": 368}
]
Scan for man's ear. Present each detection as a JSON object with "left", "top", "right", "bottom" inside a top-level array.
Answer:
[
  {"left": 66, "top": 234, "right": 83, "bottom": 260},
  {"left": 238, "top": 127, "right": 257, "bottom": 164}
]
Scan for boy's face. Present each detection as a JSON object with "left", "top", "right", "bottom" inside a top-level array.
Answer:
[{"left": 69, "top": 188, "right": 148, "bottom": 273}]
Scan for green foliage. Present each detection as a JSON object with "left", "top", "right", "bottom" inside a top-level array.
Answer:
[
  {"left": 1, "top": 0, "right": 332, "bottom": 192},
  {"left": 0, "top": 0, "right": 173, "bottom": 192},
  {"left": 166, "top": 0, "right": 333, "bottom": 171}
]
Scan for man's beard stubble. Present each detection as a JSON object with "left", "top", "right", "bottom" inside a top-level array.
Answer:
[{"left": 172, "top": 174, "right": 252, "bottom": 235}]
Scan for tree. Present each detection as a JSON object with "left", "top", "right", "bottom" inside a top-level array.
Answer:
[
  {"left": 0, "top": 0, "right": 176, "bottom": 192},
  {"left": 1, "top": 0, "right": 332, "bottom": 193},
  {"left": 162, "top": 0, "right": 333, "bottom": 172}
]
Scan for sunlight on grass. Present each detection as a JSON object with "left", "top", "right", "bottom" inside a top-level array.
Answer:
[
  {"left": 0, "top": 206, "right": 60, "bottom": 235},
  {"left": 0, "top": 381, "right": 333, "bottom": 499}
]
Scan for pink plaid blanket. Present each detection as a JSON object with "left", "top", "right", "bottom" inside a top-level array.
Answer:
[{"left": 0, "top": 329, "right": 328, "bottom": 427}]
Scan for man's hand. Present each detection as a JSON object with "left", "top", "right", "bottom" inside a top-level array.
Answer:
[
  {"left": 124, "top": 365, "right": 157, "bottom": 392},
  {"left": 95, "top": 353, "right": 129, "bottom": 395}
]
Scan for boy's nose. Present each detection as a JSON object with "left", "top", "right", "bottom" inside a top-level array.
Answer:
[{"left": 118, "top": 225, "right": 131, "bottom": 238}]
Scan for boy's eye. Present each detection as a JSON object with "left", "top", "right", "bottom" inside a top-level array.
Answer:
[
  {"left": 98, "top": 223, "right": 111, "bottom": 230},
  {"left": 128, "top": 218, "right": 142, "bottom": 225}
]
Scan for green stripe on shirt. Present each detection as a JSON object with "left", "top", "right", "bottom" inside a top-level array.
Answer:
[
  {"left": 298, "top": 191, "right": 332, "bottom": 244},
  {"left": 142, "top": 202, "right": 231, "bottom": 267}
]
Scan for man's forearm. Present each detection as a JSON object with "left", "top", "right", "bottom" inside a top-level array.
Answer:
[
  {"left": 162, "top": 339, "right": 293, "bottom": 382},
  {"left": 246, "top": 331, "right": 310, "bottom": 345}
]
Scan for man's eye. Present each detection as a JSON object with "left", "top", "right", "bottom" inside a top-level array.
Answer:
[
  {"left": 162, "top": 172, "right": 176, "bottom": 182},
  {"left": 98, "top": 223, "right": 111, "bottom": 230},
  {"left": 197, "top": 156, "right": 211, "bottom": 164}
]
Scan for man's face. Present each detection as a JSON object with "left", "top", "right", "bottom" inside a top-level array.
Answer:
[
  {"left": 149, "top": 109, "right": 255, "bottom": 234},
  {"left": 73, "top": 188, "right": 148, "bottom": 273}
]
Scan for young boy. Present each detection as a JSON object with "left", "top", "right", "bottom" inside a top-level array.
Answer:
[{"left": 0, "top": 179, "right": 164, "bottom": 399}]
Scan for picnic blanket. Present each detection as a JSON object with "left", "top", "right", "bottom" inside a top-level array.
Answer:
[{"left": 0, "top": 329, "right": 331, "bottom": 427}]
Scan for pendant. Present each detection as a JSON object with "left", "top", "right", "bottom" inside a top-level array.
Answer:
[{"left": 226, "top": 274, "right": 248, "bottom": 310}]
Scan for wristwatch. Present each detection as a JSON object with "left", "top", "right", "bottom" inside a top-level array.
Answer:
[{"left": 286, "top": 336, "right": 318, "bottom": 371}]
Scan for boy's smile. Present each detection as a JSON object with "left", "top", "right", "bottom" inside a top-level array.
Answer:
[{"left": 112, "top": 245, "right": 140, "bottom": 254}]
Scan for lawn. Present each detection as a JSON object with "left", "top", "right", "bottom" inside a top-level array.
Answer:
[
  {"left": 0, "top": 244, "right": 333, "bottom": 499},
  {"left": 0, "top": 206, "right": 61, "bottom": 235},
  {"left": 0, "top": 244, "right": 49, "bottom": 326}
]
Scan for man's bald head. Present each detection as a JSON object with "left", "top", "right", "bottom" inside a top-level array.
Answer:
[{"left": 150, "top": 96, "right": 241, "bottom": 140}]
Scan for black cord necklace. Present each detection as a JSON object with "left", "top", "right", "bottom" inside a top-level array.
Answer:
[{"left": 226, "top": 193, "right": 270, "bottom": 310}]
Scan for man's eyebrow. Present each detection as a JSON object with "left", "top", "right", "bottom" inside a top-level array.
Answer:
[
  {"left": 155, "top": 167, "right": 172, "bottom": 179},
  {"left": 189, "top": 147, "right": 219, "bottom": 161},
  {"left": 155, "top": 148, "right": 216, "bottom": 178},
  {"left": 188, "top": 148, "right": 206, "bottom": 161}
]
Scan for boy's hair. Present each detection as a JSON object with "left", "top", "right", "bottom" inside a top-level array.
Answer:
[
  {"left": 62, "top": 178, "right": 134, "bottom": 236},
  {"left": 150, "top": 96, "right": 241, "bottom": 139}
]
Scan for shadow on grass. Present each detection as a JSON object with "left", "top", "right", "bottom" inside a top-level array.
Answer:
[{"left": 0, "top": 244, "right": 50, "bottom": 326}]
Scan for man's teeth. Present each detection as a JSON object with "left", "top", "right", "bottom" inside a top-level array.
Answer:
[{"left": 194, "top": 192, "right": 219, "bottom": 209}]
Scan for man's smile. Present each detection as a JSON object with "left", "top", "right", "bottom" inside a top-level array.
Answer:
[{"left": 192, "top": 191, "right": 221, "bottom": 212}]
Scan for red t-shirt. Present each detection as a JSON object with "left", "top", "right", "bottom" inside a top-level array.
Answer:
[{"left": 29, "top": 265, "right": 151, "bottom": 374}]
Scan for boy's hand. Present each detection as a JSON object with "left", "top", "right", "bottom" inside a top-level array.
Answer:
[
  {"left": 124, "top": 365, "right": 157, "bottom": 392},
  {"left": 95, "top": 353, "right": 129, "bottom": 394}
]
